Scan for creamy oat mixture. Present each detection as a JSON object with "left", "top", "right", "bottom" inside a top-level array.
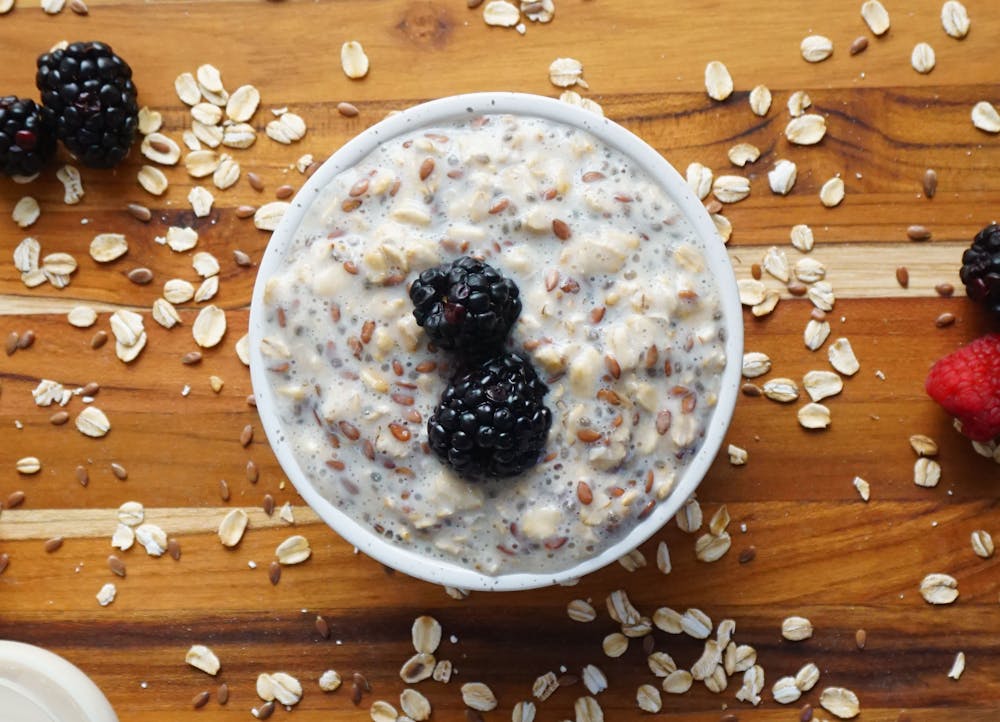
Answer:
[{"left": 260, "top": 113, "right": 727, "bottom": 575}]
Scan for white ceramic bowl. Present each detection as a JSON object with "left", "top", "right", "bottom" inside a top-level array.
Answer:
[{"left": 249, "top": 92, "right": 743, "bottom": 591}]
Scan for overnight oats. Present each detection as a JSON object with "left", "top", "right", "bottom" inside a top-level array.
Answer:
[{"left": 257, "top": 112, "right": 729, "bottom": 576}]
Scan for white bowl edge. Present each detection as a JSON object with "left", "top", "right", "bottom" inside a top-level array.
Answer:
[{"left": 248, "top": 92, "right": 744, "bottom": 592}]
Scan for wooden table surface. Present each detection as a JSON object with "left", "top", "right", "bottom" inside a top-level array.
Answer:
[{"left": 2, "top": 1, "right": 999, "bottom": 720}]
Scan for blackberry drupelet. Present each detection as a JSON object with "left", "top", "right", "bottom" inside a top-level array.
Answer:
[
  {"left": 960, "top": 223, "right": 1000, "bottom": 316},
  {"left": 0, "top": 96, "right": 56, "bottom": 177},
  {"left": 36, "top": 41, "right": 139, "bottom": 169},
  {"left": 409, "top": 256, "right": 522, "bottom": 358},
  {"left": 428, "top": 352, "right": 552, "bottom": 479}
]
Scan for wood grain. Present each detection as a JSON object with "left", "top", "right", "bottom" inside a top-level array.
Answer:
[{"left": 2, "top": 1, "right": 1000, "bottom": 721}]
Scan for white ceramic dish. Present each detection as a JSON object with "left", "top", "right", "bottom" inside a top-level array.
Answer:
[
  {"left": 249, "top": 92, "right": 743, "bottom": 591},
  {"left": 0, "top": 641, "right": 118, "bottom": 722}
]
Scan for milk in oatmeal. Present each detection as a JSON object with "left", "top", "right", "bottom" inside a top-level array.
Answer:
[{"left": 260, "top": 113, "right": 727, "bottom": 575}]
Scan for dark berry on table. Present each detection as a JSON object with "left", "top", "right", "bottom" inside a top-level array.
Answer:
[
  {"left": 0, "top": 96, "right": 56, "bottom": 177},
  {"left": 959, "top": 223, "right": 1000, "bottom": 316},
  {"left": 409, "top": 256, "right": 521, "bottom": 359},
  {"left": 428, "top": 352, "right": 552, "bottom": 479},
  {"left": 36, "top": 41, "right": 139, "bottom": 169}
]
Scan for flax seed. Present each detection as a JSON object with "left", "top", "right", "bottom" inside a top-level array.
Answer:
[
  {"left": 787, "top": 281, "right": 808, "bottom": 296},
  {"left": 923, "top": 169, "right": 937, "bottom": 198},
  {"left": 50, "top": 410, "right": 69, "bottom": 425},
  {"left": 91, "top": 330, "right": 109, "bottom": 349},
  {"left": 110, "top": 463, "right": 128, "bottom": 480},
  {"left": 256, "top": 701, "right": 275, "bottom": 719},
  {"left": 18, "top": 330, "right": 35, "bottom": 349},
  {"left": 935, "top": 282, "right": 954, "bottom": 297},
  {"left": 236, "top": 205, "right": 257, "bottom": 218},
  {"left": 108, "top": 555, "right": 126, "bottom": 577},
  {"left": 738, "top": 546, "right": 756, "bottom": 564},
  {"left": 218, "top": 479, "right": 230, "bottom": 501},
  {"left": 217, "top": 683, "right": 229, "bottom": 705},
  {"left": 240, "top": 424, "right": 254, "bottom": 447},
  {"left": 741, "top": 383, "right": 761, "bottom": 397},
  {"left": 935, "top": 312, "right": 956, "bottom": 328},
  {"left": 192, "top": 691, "right": 210, "bottom": 709},
  {"left": 849, "top": 36, "right": 868, "bottom": 55},
  {"left": 750, "top": 263, "right": 762, "bottom": 280},
  {"left": 855, "top": 628, "right": 867, "bottom": 649},
  {"left": 0, "top": 554, "right": 8, "bottom": 575},
  {"left": 167, "top": 538, "right": 181, "bottom": 561},
  {"left": 907, "top": 224, "right": 932, "bottom": 241},
  {"left": 275, "top": 184, "right": 295, "bottom": 199},
  {"left": 552, "top": 218, "right": 571, "bottom": 240},
  {"left": 182, "top": 351, "right": 203, "bottom": 365},
  {"left": 44, "top": 537, "right": 63, "bottom": 553},
  {"left": 263, "top": 494, "right": 275, "bottom": 516},
  {"left": 247, "top": 172, "right": 264, "bottom": 191},
  {"left": 338, "top": 101, "right": 360, "bottom": 117},
  {"left": 800, "top": 704, "right": 814, "bottom": 721},
  {"left": 315, "top": 614, "right": 331, "bottom": 638},
  {"left": 127, "top": 266, "right": 154, "bottom": 285},
  {"left": 605, "top": 355, "right": 621, "bottom": 379},
  {"left": 6, "top": 491, "right": 25, "bottom": 508},
  {"left": 76, "top": 465, "right": 89, "bottom": 487},
  {"left": 896, "top": 267, "right": 909, "bottom": 288},
  {"left": 246, "top": 460, "right": 259, "bottom": 483},
  {"left": 5, "top": 332, "right": 17, "bottom": 356},
  {"left": 126, "top": 202, "right": 152, "bottom": 222},
  {"left": 268, "top": 560, "right": 281, "bottom": 585}
]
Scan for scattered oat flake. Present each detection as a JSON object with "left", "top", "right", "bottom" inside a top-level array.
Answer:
[
  {"left": 970, "top": 530, "right": 994, "bottom": 558},
  {"left": 781, "top": 616, "right": 814, "bottom": 641},
  {"left": 853, "top": 476, "right": 871, "bottom": 501},
  {"left": 483, "top": 0, "right": 519, "bottom": 27},
  {"left": 972, "top": 101, "right": 1000, "bottom": 133},
  {"left": 461, "top": 682, "right": 497, "bottom": 712},
  {"left": 13, "top": 197, "right": 40, "bottom": 228},
  {"left": 819, "top": 687, "right": 861, "bottom": 719},
  {"left": 861, "top": 0, "right": 891, "bottom": 35},
  {"left": 801, "top": 35, "right": 833, "bottom": 62},
  {"left": 911, "top": 42, "right": 936, "bottom": 73},
  {"left": 341, "top": 41, "right": 370, "bottom": 78},
  {"left": 914, "top": 457, "right": 942, "bottom": 488},
  {"left": 96, "top": 582, "right": 116, "bottom": 607},
  {"left": 828, "top": 338, "right": 860, "bottom": 376},
  {"left": 941, "top": 1, "right": 970, "bottom": 39},
  {"left": 920, "top": 573, "right": 959, "bottom": 604},
  {"left": 704, "top": 61, "right": 733, "bottom": 101},
  {"left": 275, "top": 534, "right": 311, "bottom": 565},
  {"left": 749, "top": 84, "right": 771, "bottom": 116},
  {"left": 218, "top": 508, "right": 249, "bottom": 547},
  {"left": 193, "top": 305, "right": 227, "bottom": 348},
  {"left": 186, "top": 645, "right": 221, "bottom": 675},
  {"left": 768, "top": 159, "right": 797, "bottom": 195},
  {"left": 785, "top": 114, "right": 827, "bottom": 145},
  {"left": 76, "top": 406, "right": 111, "bottom": 437},
  {"left": 820, "top": 176, "right": 845, "bottom": 207},
  {"left": 947, "top": 651, "right": 966, "bottom": 680},
  {"left": 549, "top": 58, "right": 586, "bottom": 88}
]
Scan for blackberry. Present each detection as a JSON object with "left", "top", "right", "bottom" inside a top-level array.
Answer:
[
  {"left": 960, "top": 223, "right": 1000, "bottom": 316},
  {"left": 428, "top": 353, "right": 552, "bottom": 479},
  {"left": 36, "top": 41, "right": 139, "bottom": 169},
  {"left": 0, "top": 96, "right": 56, "bottom": 177},
  {"left": 409, "top": 256, "right": 521, "bottom": 359}
]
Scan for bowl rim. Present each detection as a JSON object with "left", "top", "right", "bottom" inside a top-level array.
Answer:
[{"left": 248, "top": 91, "right": 744, "bottom": 591}]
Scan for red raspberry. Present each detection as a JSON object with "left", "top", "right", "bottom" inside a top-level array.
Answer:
[{"left": 925, "top": 334, "right": 1000, "bottom": 442}]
